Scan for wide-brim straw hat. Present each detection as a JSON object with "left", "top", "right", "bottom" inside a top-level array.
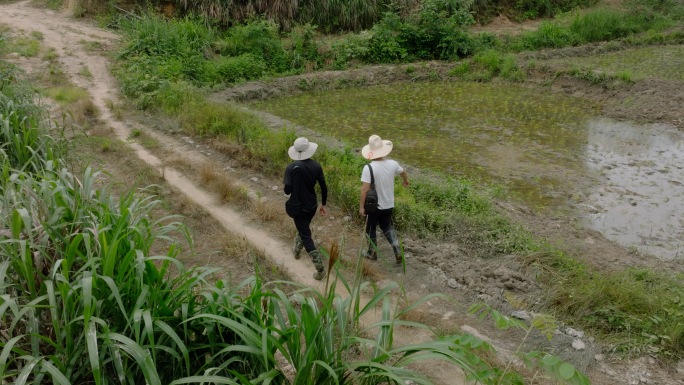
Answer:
[
  {"left": 361, "top": 135, "right": 393, "bottom": 160},
  {"left": 288, "top": 137, "right": 318, "bottom": 160}
]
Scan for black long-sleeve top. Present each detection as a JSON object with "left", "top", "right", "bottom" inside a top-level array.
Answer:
[{"left": 283, "top": 159, "right": 327, "bottom": 212}]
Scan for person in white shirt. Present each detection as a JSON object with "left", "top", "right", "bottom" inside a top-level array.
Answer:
[{"left": 358, "top": 135, "right": 410, "bottom": 264}]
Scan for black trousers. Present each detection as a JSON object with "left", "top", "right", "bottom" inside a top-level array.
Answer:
[
  {"left": 365, "top": 207, "right": 394, "bottom": 247},
  {"left": 293, "top": 208, "right": 317, "bottom": 253}
]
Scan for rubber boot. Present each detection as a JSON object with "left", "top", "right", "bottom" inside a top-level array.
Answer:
[
  {"left": 384, "top": 229, "right": 403, "bottom": 265},
  {"left": 363, "top": 239, "right": 377, "bottom": 261},
  {"left": 309, "top": 250, "right": 326, "bottom": 280},
  {"left": 292, "top": 235, "right": 303, "bottom": 260}
]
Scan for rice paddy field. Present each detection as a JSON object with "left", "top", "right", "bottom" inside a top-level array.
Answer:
[{"left": 546, "top": 45, "right": 684, "bottom": 81}]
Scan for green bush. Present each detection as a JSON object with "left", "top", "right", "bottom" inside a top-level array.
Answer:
[
  {"left": 215, "top": 19, "right": 289, "bottom": 73},
  {"left": 118, "top": 14, "right": 213, "bottom": 59},
  {"left": 448, "top": 61, "right": 471, "bottom": 77},
  {"left": 362, "top": 1, "right": 477, "bottom": 63},
  {"left": 331, "top": 31, "right": 372, "bottom": 69},
  {"left": 451, "top": 50, "right": 525, "bottom": 81},
  {"left": 208, "top": 53, "right": 268, "bottom": 84},
  {"left": 515, "top": 21, "right": 576, "bottom": 50},
  {"left": 288, "top": 23, "right": 322, "bottom": 70},
  {"left": 570, "top": 8, "right": 661, "bottom": 43},
  {"left": 364, "top": 13, "right": 409, "bottom": 63},
  {"left": 402, "top": 0, "right": 477, "bottom": 60}
]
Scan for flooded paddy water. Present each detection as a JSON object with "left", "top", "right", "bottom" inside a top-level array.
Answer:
[{"left": 251, "top": 81, "right": 684, "bottom": 260}]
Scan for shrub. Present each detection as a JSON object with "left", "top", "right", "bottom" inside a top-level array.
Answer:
[
  {"left": 288, "top": 23, "right": 322, "bottom": 70},
  {"left": 214, "top": 19, "right": 289, "bottom": 73},
  {"left": 118, "top": 14, "right": 213, "bottom": 59},
  {"left": 364, "top": 1, "right": 477, "bottom": 64},
  {"left": 402, "top": 0, "right": 477, "bottom": 60},
  {"left": 364, "top": 13, "right": 409, "bottom": 63},
  {"left": 331, "top": 31, "right": 372, "bottom": 69},
  {"left": 570, "top": 8, "right": 657, "bottom": 43},
  {"left": 208, "top": 53, "right": 268, "bottom": 84},
  {"left": 448, "top": 61, "right": 471, "bottom": 77},
  {"left": 516, "top": 21, "right": 576, "bottom": 50}
]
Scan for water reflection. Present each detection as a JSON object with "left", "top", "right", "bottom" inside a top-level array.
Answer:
[{"left": 583, "top": 119, "right": 684, "bottom": 260}]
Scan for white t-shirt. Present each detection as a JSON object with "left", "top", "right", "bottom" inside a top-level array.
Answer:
[{"left": 360, "top": 159, "right": 404, "bottom": 210}]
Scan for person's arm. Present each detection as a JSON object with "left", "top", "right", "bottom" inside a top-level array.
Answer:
[
  {"left": 359, "top": 182, "right": 370, "bottom": 216},
  {"left": 399, "top": 170, "right": 409, "bottom": 187},
  {"left": 318, "top": 168, "right": 328, "bottom": 215},
  {"left": 283, "top": 164, "right": 292, "bottom": 194}
]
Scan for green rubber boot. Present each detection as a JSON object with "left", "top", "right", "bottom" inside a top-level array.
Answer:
[
  {"left": 309, "top": 250, "right": 326, "bottom": 280},
  {"left": 292, "top": 235, "right": 303, "bottom": 260}
]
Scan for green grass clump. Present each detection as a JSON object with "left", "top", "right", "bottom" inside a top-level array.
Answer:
[
  {"left": 214, "top": 19, "right": 289, "bottom": 73},
  {"left": 509, "top": 1, "right": 680, "bottom": 51},
  {"left": 0, "top": 70, "right": 60, "bottom": 172},
  {"left": 45, "top": 85, "right": 90, "bottom": 104},
  {"left": 448, "top": 50, "right": 525, "bottom": 81},
  {"left": 550, "top": 46, "right": 684, "bottom": 82},
  {"left": 528, "top": 252, "right": 684, "bottom": 357},
  {"left": 515, "top": 21, "right": 577, "bottom": 50},
  {"left": 570, "top": 8, "right": 669, "bottom": 43},
  {"left": 5, "top": 36, "right": 41, "bottom": 57}
]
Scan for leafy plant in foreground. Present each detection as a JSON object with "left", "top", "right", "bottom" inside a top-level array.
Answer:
[{"left": 470, "top": 303, "right": 591, "bottom": 385}]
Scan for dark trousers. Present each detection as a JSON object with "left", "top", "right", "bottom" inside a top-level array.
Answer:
[
  {"left": 293, "top": 208, "right": 317, "bottom": 253},
  {"left": 365, "top": 207, "right": 394, "bottom": 248}
]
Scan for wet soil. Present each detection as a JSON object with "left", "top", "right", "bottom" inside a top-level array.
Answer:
[{"left": 2, "top": 1, "right": 684, "bottom": 384}]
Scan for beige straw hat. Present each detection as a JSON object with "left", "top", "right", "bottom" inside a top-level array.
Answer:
[
  {"left": 288, "top": 137, "right": 318, "bottom": 160},
  {"left": 361, "top": 135, "right": 393, "bottom": 160}
]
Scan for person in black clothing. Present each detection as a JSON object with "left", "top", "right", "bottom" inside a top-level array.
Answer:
[{"left": 283, "top": 137, "right": 328, "bottom": 280}]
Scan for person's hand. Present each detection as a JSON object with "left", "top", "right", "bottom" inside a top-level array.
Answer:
[
  {"left": 319, "top": 205, "right": 327, "bottom": 215},
  {"left": 402, "top": 179, "right": 409, "bottom": 187},
  {"left": 359, "top": 208, "right": 366, "bottom": 216}
]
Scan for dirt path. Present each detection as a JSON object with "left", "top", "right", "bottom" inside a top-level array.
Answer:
[{"left": 2, "top": 1, "right": 684, "bottom": 384}]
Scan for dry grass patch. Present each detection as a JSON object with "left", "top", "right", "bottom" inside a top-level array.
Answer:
[
  {"left": 251, "top": 199, "right": 283, "bottom": 222},
  {"left": 165, "top": 154, "right": 193, "bottom": 171},
  {"left": 104, "top": 98, "right": 124, "bottom": 120},
  {"left": 200, "top": 162, "right": 222, "bottom": 184},
  {"left": 337, "top": 254, "right": 383, "bottom": 281},
  {"left": 214, "top": 233, "right": 291, "bottom": 282},
  {"left": 199, "top": 163, "right": 251, "bottom": 205},
  {"left": 211, "top": 139, "right": 243, "bottom": 156},
  {"left": 68, "top": 97, "right": 98, "bottom": 125}
]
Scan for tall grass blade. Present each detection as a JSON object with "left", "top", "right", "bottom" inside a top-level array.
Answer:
[{"left": 107, "top": 333, "right": 162, "bottom": 385}]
